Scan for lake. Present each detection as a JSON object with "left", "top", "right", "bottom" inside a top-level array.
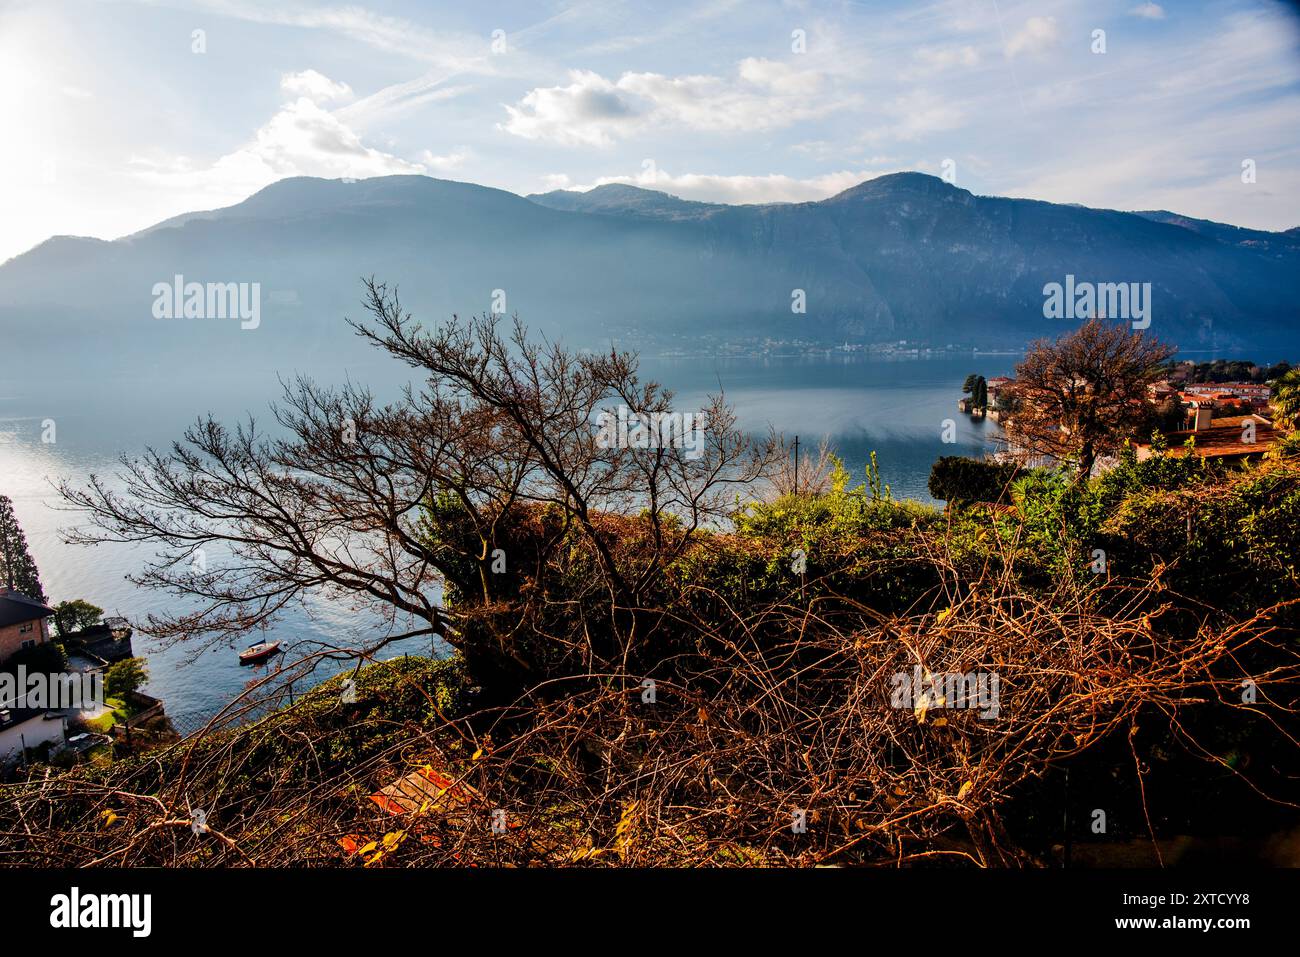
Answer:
[{"left": 0, "top": 354, "right": 1013, "bottom": 717}]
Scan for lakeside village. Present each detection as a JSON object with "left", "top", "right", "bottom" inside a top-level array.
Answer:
[
  {"left": 0, "top": 492, "right": 293, "bottom": 775},
  {"left": 958, "top": 358, "right": 1288, "bottom": 466},
  {"left": 0, "top": 579, "right": 166, "bottom": 776},
  {"left": 658, "top": 337, "right": 981, "bottom": 360},
  {"left": 0, "top": 492, "right": 184, "bottom": 776},
  {"left": 616, "top": 326, "right": 987, "bottom": 359}
]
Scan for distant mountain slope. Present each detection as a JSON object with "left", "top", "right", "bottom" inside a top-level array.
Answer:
[
  {"left": 528, "top": 183, "right": 728, "bottom": 220},
  {"left": 1134, "top": 209, "right": 1300, "bottom": 255},
  {"left": 1, "top": 172, "right": 1296, "bottom": 382}
]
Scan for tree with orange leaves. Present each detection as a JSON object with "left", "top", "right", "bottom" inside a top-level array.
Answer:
[{"left": 1002, "top": 319, "right": 1175, "bottom": 480}]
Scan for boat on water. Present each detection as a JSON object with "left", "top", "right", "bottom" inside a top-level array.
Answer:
[{"left": 238, "top": 640, "right": 282, "bottom": 665}]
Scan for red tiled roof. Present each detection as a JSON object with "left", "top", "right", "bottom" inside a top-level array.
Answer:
[
  {"left": 1210, "top": 414, "right": 1272, "bottom": 429},
  {"left": 1153, "top": 424, "right": 1277, "bottom": 458}
]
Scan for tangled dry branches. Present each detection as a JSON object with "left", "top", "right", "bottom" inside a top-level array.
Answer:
[{"left": 4, "top": 546, "right": 1295, "bottom": 869}]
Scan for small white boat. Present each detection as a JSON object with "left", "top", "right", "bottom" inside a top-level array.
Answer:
[{"left": 238, "top": 641, "right": 282, "bottom": 665}]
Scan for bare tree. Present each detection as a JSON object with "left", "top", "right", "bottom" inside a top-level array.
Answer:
[
  {"left": 58, "top": 279, "right": 779, "bottom": 694},
  {"left": 1001, "top": 319, "right": 1175, "bottom": 479},
  {"left": 770, "top": 436, "right": 838, "bottom": 497}
]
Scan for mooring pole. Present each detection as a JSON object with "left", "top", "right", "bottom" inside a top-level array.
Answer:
[{"left": 794, "top": 435, "right": 800, "bottom": 493}]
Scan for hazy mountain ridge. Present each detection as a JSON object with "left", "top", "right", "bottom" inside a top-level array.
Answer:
[
  {"left": 2, "top": 172, "right": 1296, "bottom": 382},
  {"left": 1133, "top": 209, "right": 1300, "bottom": 254},
  {"left": 527, "top": 183, "right": 728, "bottom": 220}
]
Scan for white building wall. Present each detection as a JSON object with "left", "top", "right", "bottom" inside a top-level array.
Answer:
[{"left": 0, "top": 714, "right": 66, "bottom": 764}]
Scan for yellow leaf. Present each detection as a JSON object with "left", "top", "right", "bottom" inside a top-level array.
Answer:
[
  {"left": 472, "top": 748, "right": 484, "bottom": 761},
  {"left": 935, "top": 607, "right": 953, "bottom": 624},
  {"left": 957, "top": 781, "right": 974, "bottom": 800},
  {"left": 931, "top": 717, "right": 948, "bottom": 727},
  {"left": 100, "top": 809, "right": 119, "bottom": 827},
  {"left": 614, "top": 800, "right": 641, "bottom": 859},
  {"left": 615, "top": 800, "right": 640, "bottom": 838}
]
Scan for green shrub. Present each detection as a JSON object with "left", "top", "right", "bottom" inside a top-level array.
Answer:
[
  {"left": 2, "top": 640, "right": 67, "bottom": 675},
  {"left": 1097, "top": 458, "right": 1300, "bottom": 613},
  {"left": 927, "top": 456, "right": 1022, "bottom": 505},
  {"left": 104, "top": 658, "right": 149, "bottom": 698}
]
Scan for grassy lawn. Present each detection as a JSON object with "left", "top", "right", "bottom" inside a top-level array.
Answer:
[{"left": 81, "top": 697, "right": 128, "bottom": 733}]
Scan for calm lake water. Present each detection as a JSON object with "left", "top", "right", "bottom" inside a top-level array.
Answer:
[{"left": 0, "top": 354, "right": 1012, "bottom": 716}]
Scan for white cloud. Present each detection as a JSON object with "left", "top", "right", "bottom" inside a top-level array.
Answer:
[
  {"left": 500, "top": 59, "right": 841, "bottom": 147},
  {"left": 1002, "top": 75, "right": 1300, "bottom": 231},
  {"left": 1005, "top": 16, "right": 1060, "bottom": 58},
  {"left": 792, "top": 140, "right": 902, "bottom": 166},
  {"left": 129, "top": 98, "right": 425, "bottom": 208},
  {"left": 241, "top": 98, "right": 422, "bottom": 177},
  {"left": 501, "top": 70, "right": 638, "bottom": 147},
  {"left": 735, "top": 57, "right": 823, "bottom": 96},
  {"left": 911, "top": 44, "right": 980, "bottom": 75},
  {"left": 905, "top": 0, "right": 995, "bottom": 35},
  {"left": 556, "top": 165, "right": 903, "bottom": 205},
  {"left": 280, "top": 69, "right": 354, "bottom": 104},
  {"left": 420, "top": 148, "right": 471, "bottom": 172},
  {"left": 1129, "top": 3, "right": 1166, "bottom": 20},
  {"left": 860, "top": 90, "right": 966, "bottom": 144},
  {"left": 790, "top": 140, "right": 837, "bottom": 159},
  {"left": 340, "top": 78, "right": 471, "bottom": 125},
  {"left": 577, "top": 0, "right": 743, "bottom": 55},
  {"left": 177, "top": 0, "right": 480, "bottom": 67}
]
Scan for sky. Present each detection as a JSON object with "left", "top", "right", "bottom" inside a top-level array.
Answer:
[{"left": 1, "top": 0, "right": 1299, "bottom": 263}]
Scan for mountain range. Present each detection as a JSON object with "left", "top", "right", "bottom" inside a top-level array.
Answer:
[{"left": 2, "top": 171, "right": 1296, "bottom": 383}]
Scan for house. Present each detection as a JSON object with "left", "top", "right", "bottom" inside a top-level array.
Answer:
[
  {"left": 1135, "top": 410, "right": 1277, "bottom": 462},
  {"left": 61, "top": 617, "right": 135, "bottom": 665},
  {"left": 986, "top": 377, "right": 1015, "bottom": 422},
  {"left": 1147, "top": 380, "right": 1176, "bottom": 403},
  {"left": 0, "top": 705, "right": 67, "bottom": 768},
  {"left": 1182, "top": 381, "right": 1272, "bottom": 400},
  {"left": 1181, "top": 382, "right": 1273, "bottom": 410},
  {"left": 0, "top": 590, "right": 55, "bottom": 664}
]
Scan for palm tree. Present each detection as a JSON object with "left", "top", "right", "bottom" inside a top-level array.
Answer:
[{"left": 1271, "top": 368, "right": 1300, "bottom": 431}]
